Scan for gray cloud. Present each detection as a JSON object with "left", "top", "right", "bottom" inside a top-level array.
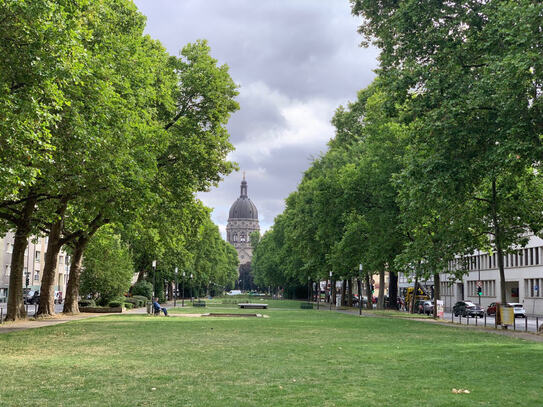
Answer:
[{"left": 134, "top": 0, "right": 378, "bottom": 235}]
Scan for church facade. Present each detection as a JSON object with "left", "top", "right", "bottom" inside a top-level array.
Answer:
[{"left": 226, "top": 176, "right": 259, "bottom": 265}]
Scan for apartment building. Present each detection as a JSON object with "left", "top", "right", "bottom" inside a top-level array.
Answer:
[{"left": 0, "top": 232, "right": 70, "bottom": 302}]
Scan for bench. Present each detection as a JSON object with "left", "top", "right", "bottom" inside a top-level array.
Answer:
[
  {"left": 193, "top": 301, "right": 206, "bottom": 307},
  {"left": 238, "top": 303, "right": 268, "bottom": 309}
]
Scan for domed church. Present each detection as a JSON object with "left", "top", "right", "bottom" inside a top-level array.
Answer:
[{"left": 226, "top": 174, "right": 260, "bottom": 265}]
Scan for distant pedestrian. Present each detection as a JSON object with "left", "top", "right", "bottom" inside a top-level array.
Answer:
[{"left": 152, "top": 298, "right": 168, "bottom": 316}]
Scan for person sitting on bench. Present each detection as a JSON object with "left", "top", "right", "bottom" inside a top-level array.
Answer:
[{"left": 152, "top": 298, "right": 168, "bottom": 316}]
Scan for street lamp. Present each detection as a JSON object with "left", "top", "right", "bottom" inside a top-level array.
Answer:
[
  {"left": 190, "top": 273, "right": 193, "bottom": 303},
  {"left": 182, "top": 271, "right": 185, "bottom": 307},
  {"left": 152, "top": 260, "right": 157, "bottom": 299},
  {"left": 359, "top": 264, "right": 363, "bottom": 316},
  {"left": 174, "top": 267, "right": 178, "bottom": 307},
  {"left": 329, "top": 271, "right": 333, "bottom": 311},
  {"left": 307, "top": 276, "right": 311, "bottom": 304}
]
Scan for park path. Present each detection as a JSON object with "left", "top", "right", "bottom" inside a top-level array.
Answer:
[
  {"left": 0, "top": 305, "right": 206, "bottom": 334},
  {"left": 0, "top": 312, "right": 106, "bottom": 334}
]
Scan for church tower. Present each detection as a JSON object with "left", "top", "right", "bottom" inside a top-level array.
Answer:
[{"left": 226, "top": 174, "right": 260, "bottom": 265}]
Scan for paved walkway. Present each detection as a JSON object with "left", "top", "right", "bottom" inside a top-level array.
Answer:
[{"left": 0, "top": 313, "right": 106, "bottom": 334}]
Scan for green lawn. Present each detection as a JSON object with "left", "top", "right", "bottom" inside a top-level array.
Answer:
[{"left": 1, "top": 303, "right": 541, "bottom": 406}]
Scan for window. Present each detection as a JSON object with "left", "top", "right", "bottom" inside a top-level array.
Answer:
[
  {"left": 34, "top": 272, "right": 39, "bottom": 281},
  {"left": 240, "top": 233, "right": 246, "bottom": 243},
  {"left": 525, "top": 278, "right": 542, "bottom": 298},
  {"left": 536, "top": 248, "right": 540, "bottom": 265},
  {"left": 467, "top": 280, "right": 495, "bottom": 297},
  {"left": 5, "top": 265, "right": 10, "bottom": 276},
  {"left": 35, "top": 251, "right": 40, "bottom": 263},
  {"left": 440, "top": 282, "right": 453, "bottom": 296},
  {"left": 233, "top": 234, "right": 238, "bottom": 242},
  {"left": 6, "top": 242, "right": 12, "bottom": 254},
  {"left": 59, "top": 256, "right": 64, "bottom": 264}
]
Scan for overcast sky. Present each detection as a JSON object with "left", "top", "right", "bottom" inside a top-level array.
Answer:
[{"left": 134, "top": 0, "right": 379, "bottom": 236}]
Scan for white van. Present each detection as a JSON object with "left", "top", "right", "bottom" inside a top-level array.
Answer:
[{"left": 226, "top": 290, "right": 242, "bottom": 296}]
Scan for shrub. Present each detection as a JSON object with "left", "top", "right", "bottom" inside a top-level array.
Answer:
[
  {"left": 78, "top": 299, "right": 95, "bottom": 308},
  {"left": 132, "top": 281, "right": 153, "bottom": 299},
  {"left": 132, "top": 295, "right": 148, "bottom": 306},
  {"left": 123, "top": 302, "right": 133, "bottom": 309},
  {"left": 108, "top": 300, "right": 123, "bottom": 308},
  {"left": 124, "top": 297, "right": 145, "bottom": 307}
]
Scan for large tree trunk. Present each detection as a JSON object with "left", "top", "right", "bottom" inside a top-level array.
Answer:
[
  {"left": 341, "top": 279, "right": 347, "bottom": 306},
  {"left": 365, "top": 274, "right": 372, "bottom": 310},
  {"left": 388, "top": 271, "right": 398, "bottom": 310},
  {"left": 38, "top": 203, "right": 67, "bottom": 317},
  {"left": 377, "top": 269, "right": 385, "bottom": 309},
  {"left": 491, "top": 179, "right": 507, "bottom": 306},
  {"left": 63, "top": 236, "right": 89, "bottom": 314},
  {"left": 433, "top": 272, "right": 440, "bottom": 318},
  {"left": 347, "top": 278, "right": 353, "bottom": 307},
  {"left": 6, "top": 196, "right": 37, "bottom": 321},
  {"left": 410, "top": 277, "right": 419, "bottom": 314}
]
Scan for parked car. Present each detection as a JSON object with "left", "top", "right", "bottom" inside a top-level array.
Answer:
[
  {"left": 453, "top": 301, "right": 484, "bottom": 318},
  {"left": 414, "top": 299, "right": 427, "bottom": 314},
  {"left": 422, "top": 300, "right": 434, "bottom": 315},
  {"left": 226, "top": 290, "right": 242, "bottom": 296},
  {"left": 507, "top": 303, "right": 526, "bottom": 318},
  {"left": 25, "top": 291, "right": 40, "bottom": 305},
  {"left": 486, "top": 302, "right": 499, "bottom": 316}
]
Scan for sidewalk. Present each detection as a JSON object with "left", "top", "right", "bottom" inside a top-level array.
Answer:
[{"left": 0, "top": 313, "right": 106, "bottom": 334}]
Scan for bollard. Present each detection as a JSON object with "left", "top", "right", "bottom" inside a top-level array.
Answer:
[
  {"left": 35, "top": 304, "right": 38, "bottom": 317},
  {"left": 467, "top": 316, "right": 469, "bottom": 325},
  {"left": 537, "top": 317, "right": 539, "bottom": 332},
  {"left": 0, "top": 307, "right": 3, "bottom": 324},
  {"left": 484, "top": 313, "right": 487, "bottom": 327},
  {"left": 513, "top": 317, "right": 516, "bottom": 331},
  {"left": 525, "top": 316, "right": 528, "bottom": 332},
  {"left": 475, "top": 316, "right": 478, "bottom": 326},
  {"left": 459, "top": 315, "right": 461, "bottom": 325},
  {"left": 451, "top": 312, "right": 454, "bottom": 323}
]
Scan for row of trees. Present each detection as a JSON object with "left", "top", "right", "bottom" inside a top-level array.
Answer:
[
  {"left": 253, "top": 0, "right": 542, "bottom": 312},
  {"left": 1, "top": 0, "right": 239, "bottom": 320}
]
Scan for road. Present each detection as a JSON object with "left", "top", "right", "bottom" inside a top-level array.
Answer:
[
  {"left": 0, "top": 302, "right": 64, "bottom": 318},
  {"left": 440, "top": 310, "right": 541, "bottom": 333}
]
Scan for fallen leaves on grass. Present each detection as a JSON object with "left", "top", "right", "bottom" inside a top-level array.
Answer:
[{"left": 451, "top": 388, "right": 470, "bottom": 394}]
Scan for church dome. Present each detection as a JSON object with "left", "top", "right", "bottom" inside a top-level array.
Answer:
[{"left": 228, "top": 177, "right": 258, "bottom": 220}]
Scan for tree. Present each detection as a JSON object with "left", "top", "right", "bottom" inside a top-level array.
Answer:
[
  {"left": 352, "top": 0, "right": 543, "bottom": 305},
  {"left": 80, "top": 226, "right": 135, "bottom": 305}
]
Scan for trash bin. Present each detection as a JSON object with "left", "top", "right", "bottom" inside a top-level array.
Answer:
[{"left": 146, "top": 301, "right": 152, "bottom": 315}]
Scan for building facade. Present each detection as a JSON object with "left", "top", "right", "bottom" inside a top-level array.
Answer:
[
  {"left": 0, "top": 232, "right": 70, "bottom": 302},
  {"left": 438, "top": 233, "right": 543, "bottom": 315},
  {"left": 226, "top": 176, "right": 260, "bottom": 265}
]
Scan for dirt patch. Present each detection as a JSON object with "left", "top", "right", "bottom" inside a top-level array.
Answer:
[{"left": 203, "top": 313, "right": 263, "bottom": 318}]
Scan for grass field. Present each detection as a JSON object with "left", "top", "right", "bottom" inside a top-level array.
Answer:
[{"left": 0, "top": 301, "right": 541, "bottom": 406}]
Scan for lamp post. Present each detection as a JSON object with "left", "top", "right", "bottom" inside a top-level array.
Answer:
[
  {"left": 358, "top": 264, "right": 363, "bottom": 316},
  {"left": 174, "top": 267, "right": 178, "bottom": 307},
  {"left": 182, "top": 271, "right": 185, "bottom": 307},
  {"left": 152, "top": 260, "right": 157, "bottom": 300},
  {"left": 307, "top": 276, "right": 311, "bottom": 304},
  {"left": 190, "top": 273, "right": 193, "bottom": 303},
  {"left": 329, "top": 271, "right": 333, "bottom": 311}
]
